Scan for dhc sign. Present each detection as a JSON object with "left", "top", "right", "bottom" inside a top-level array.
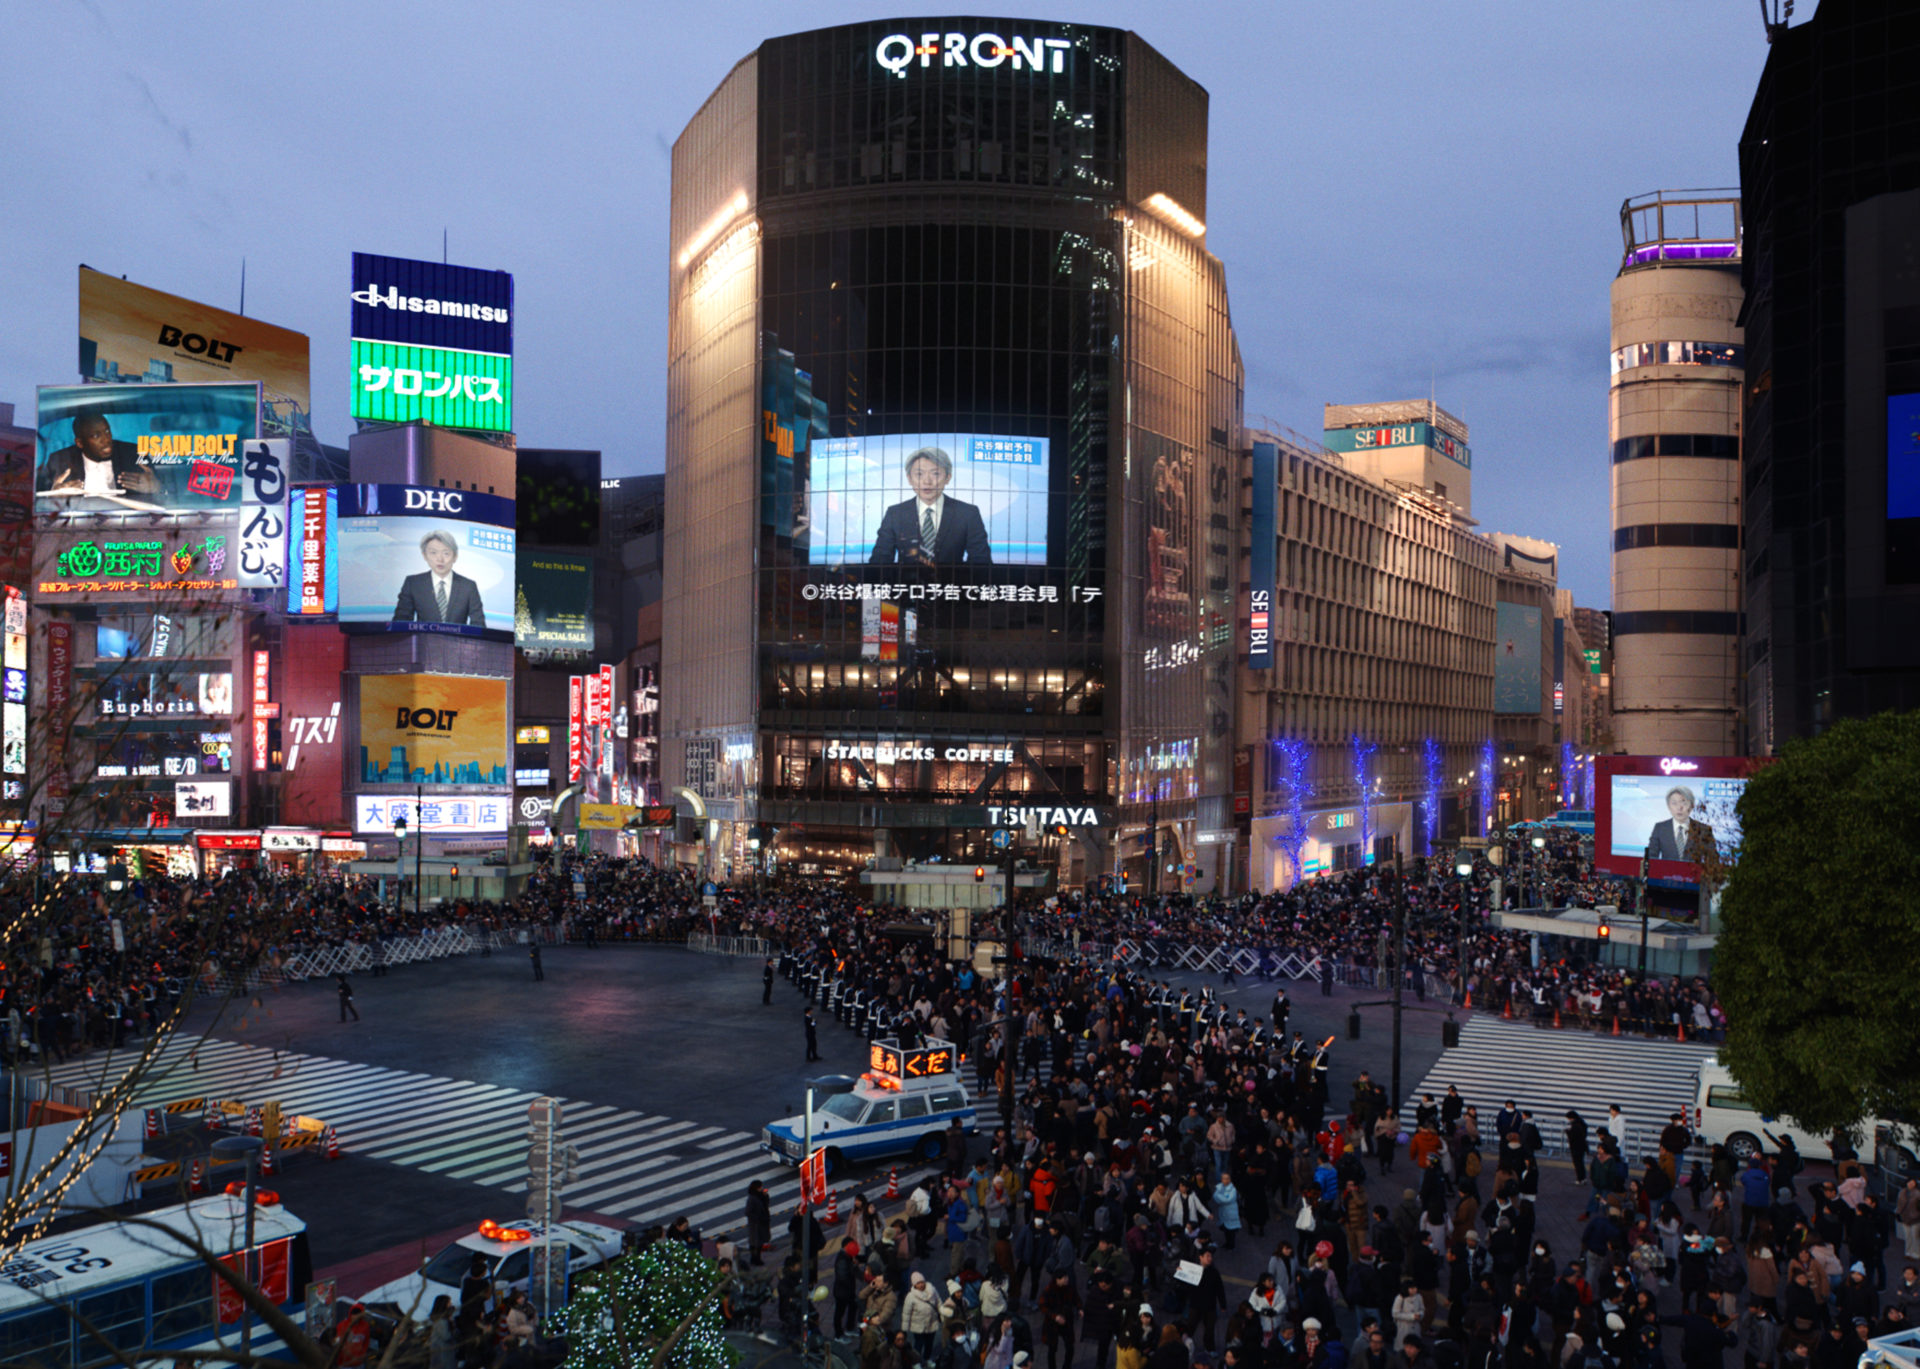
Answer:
[{"left": 875, "top": 32, "right": 1073, "bottom": 76}]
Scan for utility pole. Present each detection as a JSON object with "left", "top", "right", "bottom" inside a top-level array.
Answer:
[
  {"left": 1391, "top": 851, "right": 1407, "bottom": 1110},
  {"left": 1637, "top": 846, "right": 1652, "bottom": 979},
  {"left": 1000, "top": 849, "right": 1020, "bottom": 1141}
]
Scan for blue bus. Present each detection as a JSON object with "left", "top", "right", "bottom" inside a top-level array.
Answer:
[{"left": 0, "top": 1194, "right": 312, "bottom": 1367}]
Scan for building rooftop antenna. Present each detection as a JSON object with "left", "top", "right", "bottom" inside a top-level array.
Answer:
[{"left": 1759, "top": 0, "right": 1793, "bottom": 43}]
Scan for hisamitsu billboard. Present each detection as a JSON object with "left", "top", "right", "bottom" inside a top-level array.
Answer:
[{"left": 351, "top": 253, "right": 513, "bottom": 355}]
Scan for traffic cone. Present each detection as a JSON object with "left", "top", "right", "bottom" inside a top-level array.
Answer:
[
  {"left": 324, "top": 1125, "right": 341, "bottom": 1161},
  {"left": 1502, "top": 998, "right": 1512, "bottom": 1019},
  {"left": 1676, "top": 1020, "right": 1686, "bottom": 1042},
  {"left": 260, "top": 1144, "right": 276, "bottom": 1179},
  {"left": 145, "top": 1109, "right": 161, "bottom": 1141},
  {"left": 1553, "top": 1007, "right": 1562, "bottom": 1029},
  {"left": 203, "top": 1098, "right": 221, "bottom": 1129},
  {"left": 1611, "top": 1015, "right": 1621, "bottom": 1036},
  {"left": 246, "top": 1106, "right": 262, "bottom": 1137},
  {"left": 887, "top": 1167, "right": 899, "bottom": 1200},
  {"left": 826, "top": 1189, "right": 839, "bottom": 1224},
  {"left": 1463, "top": 990, "right": 1472, "bottom": 1009}
]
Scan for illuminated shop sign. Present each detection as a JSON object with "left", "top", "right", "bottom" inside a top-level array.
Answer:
[
  {"left": 516, "top": 726, "right": 551, "bottom": 744},
  {"left": 354, "top": 792, "right": 510, "bottom": 835},
  {"left": 43, "top": 535, "right": 235, "bottom": 595},
  {"left": 984, "top": 804, "right": 1103, "bottom": 828},
  {"left": 825, "top": 741, "right": 1015, "bottom": 764},
  {"left": 96, "top": 732, "right": 233, "bottom": 778},
  {"left": 873, "top": 31, "right": 1072, "bottom": 75}
]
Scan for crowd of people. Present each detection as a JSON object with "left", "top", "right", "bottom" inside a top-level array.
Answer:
[{"left": 730, "top": 907, "right": 1917, "bottom": 1369}]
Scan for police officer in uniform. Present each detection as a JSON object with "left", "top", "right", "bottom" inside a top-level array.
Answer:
[
  {"left": 804, "top": 1007, "right": 820, "bottom": 1062},
  {"left": 1272, "top": 988, "right": 1291, "bottom": 1034},
  {"left": 763, "top": 958, "right": 775, "bottom": 1005}
]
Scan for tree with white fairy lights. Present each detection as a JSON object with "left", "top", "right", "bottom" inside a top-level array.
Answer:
[{"left": 551, "top": 1237, "right": 739, "bottom": 1369}]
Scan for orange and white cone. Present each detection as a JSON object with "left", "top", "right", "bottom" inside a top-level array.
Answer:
[
  {"left": 826, "top": 1188, "right": 839, "bottom": 1224},
  {"left": 145, "top": 1108, "right": 161, "bottom": 1141},
  {"left": 246, "top": 1106, "right": 262, "bottom": 1137},
  {"left": 188, "top": 1157, "right": 207, "bottom": 1194},
  {"left": 203, "top": 1098, "right": 221, "bottom": 1129},
  {"left": 260, "top": 1143, "right": 276, "bottom": 1178},
  {"left": 324, "top": 1125, "right": 342, "bottom": 1160},
  {"left": 887, "top": 1167, "right": 899, "bottom": 1200}
]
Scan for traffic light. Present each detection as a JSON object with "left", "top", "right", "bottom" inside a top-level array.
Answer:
[
  {"left": 1597, "top": 919, "right": 1610, "bottom": 942},
  {"left": 973, "top": 866, "right": 985, "bottom": 883},
  {"left": 450, "top": 863, "right": 460, "bottom": 881},
  {"left": 1051, "top": 823, "right": 1069, "bottom": 837}
]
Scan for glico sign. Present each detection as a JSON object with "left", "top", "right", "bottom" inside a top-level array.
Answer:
[{"left": 874, "top": 31, "right": 1072, "bottom": 76}]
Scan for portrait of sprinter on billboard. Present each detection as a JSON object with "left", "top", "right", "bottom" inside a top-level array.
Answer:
[
  {"left": 869, "top": 446, "right": 993, "bottom": 568},
  {"left": 36, "top": 412, "right": 160, "bottom": 502},
  {"left": 1645, "top": 784, "right": 1715, "bottom": 861},
  {"left": 392, "top": 529, "right": 486, "bottom": 627}
]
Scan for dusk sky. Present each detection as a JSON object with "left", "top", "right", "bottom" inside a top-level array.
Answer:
[{"left": 2, "top": 1, "right": 1779, "bottom": 606}]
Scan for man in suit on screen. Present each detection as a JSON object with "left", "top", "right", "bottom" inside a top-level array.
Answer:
[
  {"left": 1645, "top": 785, "right": 1715, "bottom": 861},
  {"left": 869, "top": 446, "right": 992, "bottom": 568},
  {"left": 392, "top": 530, "right": 486, "bottom": 627}
]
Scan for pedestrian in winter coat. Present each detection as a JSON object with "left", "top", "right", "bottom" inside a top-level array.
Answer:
[
  {"left": 904, "top": 1272, "right": 945, "bottom": 1360},
  {"left": 1213, "top": 1177, "right": 1244, "bottom": 1249}
]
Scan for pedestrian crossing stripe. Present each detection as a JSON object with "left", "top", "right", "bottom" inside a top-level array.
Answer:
[
  {"left": 1398, "top": 1014, "right": 1716, "bottom": 1159},
  {"left": 38, "top": 1037, "right": 941, "bottom": 1239}
]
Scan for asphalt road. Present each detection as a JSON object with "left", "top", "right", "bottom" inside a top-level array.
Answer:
[{"left": 148, "top": 945, "right": 1450, "bottom": 1273}]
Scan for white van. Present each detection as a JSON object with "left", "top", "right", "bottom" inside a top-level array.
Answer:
[
  {"left": 1694, "top": 1061, "right": 1831, "bottom": 1163},
  {"left": 1694, "top": 1061, "right": 1916, "bottom": 1181}
]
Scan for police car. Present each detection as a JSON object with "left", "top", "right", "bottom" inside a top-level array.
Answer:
[
  {"left": 762, "top": 1037, "right": 977, "bottom": 1174},
  {"left": 359, "top": 1218, "right": 624, "bottom": 1320}
]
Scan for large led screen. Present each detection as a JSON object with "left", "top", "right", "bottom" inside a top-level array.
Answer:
[
  {"left": 806, "top": 433, "right": 1049, "bottom": 567},
  {"left": 1594, "top": 755, "right": 1760, "bottom": 882},
  {"left": 79, "top": 267, "right": 312, "bottom": 437},
  {"left": 516, "top": 550, "right": 593, "bottom": 650},
  {"left": 34, "top": 383, "right": 260, "bottom": 517},
  {"left": 1889, "top": 391, "right": 1920, "bottom": 585},
  {"left": 1494, "top": 600, "right": 1543, "bottom": 715},
  {"left": 336, "top": 485, "right": 515, "bottom": 638},
  {"left": 357, "top": 674, "right": 508, "bottom": 786}
]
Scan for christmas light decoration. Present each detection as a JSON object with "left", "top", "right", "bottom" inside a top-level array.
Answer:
[
  {"left": 1350, "top": 734, "right": 1377, "bottom": 863},
  {"left": 1421, "top": 738, "right": 1442, "bottom": 851},
  {"left": 1271, "top": 737, "right": 1314, "bottom": 884},
  {"left": 1560, "top": 741, "right": 1576, "bottom": 809},
  {"left": 1479, "top": 738, "right": 1496, "bottom": 837},
  {"left": 553, "top": 1236, "right": 738, "bottom": 1369},
  {"left": 1581, "top": 755, "right": 1596, "bottom": 810}
]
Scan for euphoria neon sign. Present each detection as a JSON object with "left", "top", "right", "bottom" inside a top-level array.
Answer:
[{"left": 874, "top": 31, "right": 1072, "bottom": 76}]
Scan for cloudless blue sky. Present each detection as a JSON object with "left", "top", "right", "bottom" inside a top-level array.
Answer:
[{"left": 1, "top": 1, "right": 1780, "bottom": 605}]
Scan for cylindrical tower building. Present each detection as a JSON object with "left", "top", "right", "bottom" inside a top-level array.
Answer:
[{"left": 1608, "top": 190, "right": 1744, "bottom": 756}]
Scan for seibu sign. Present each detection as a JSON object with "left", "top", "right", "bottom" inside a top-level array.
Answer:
[
  {"left": 874, "top": 31, "right": 1072, "bottom": 75},
  {"left": 825, "top": 740, "right": 1013, "bottom": 764}
]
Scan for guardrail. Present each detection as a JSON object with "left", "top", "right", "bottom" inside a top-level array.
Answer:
[
  {"left": 686, "top": 934, "right": 777, "bottom": 958},
  {"left": 205, "top": 926, "right": 483, "bottom": 995},
  {"left": 1024, "top": 935, "right": 1459, "bottom": 1002}
]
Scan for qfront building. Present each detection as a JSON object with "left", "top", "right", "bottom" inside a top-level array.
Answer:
[{"left": 662, "top": 19, "right": 1242, "bottom": 887}]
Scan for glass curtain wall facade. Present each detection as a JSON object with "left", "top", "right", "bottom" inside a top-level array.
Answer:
[{"left": 664, "top": 20, "right": 1241, "bottom": 882}]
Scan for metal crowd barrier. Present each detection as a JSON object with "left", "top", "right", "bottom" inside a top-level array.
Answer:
[
  {"left": 685, "top": 934, "right": 777, "bottom": 958},
  {"left": 205, "top": 926, "right": 482, "bottom": 994}
]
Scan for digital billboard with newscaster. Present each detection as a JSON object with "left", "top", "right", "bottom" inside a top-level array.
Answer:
[{"left": 1594, "top": 754, "right": 1761, "bottom": 883}]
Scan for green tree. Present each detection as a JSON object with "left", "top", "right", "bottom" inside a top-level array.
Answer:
[
  {"left": 551, "top": 1239, "right": 738, "bottom": 1369},
  {"left": 1716, "top": 710, "right": 1920, "bottom": 1135}
]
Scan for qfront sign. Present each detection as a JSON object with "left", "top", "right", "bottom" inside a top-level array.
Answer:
[{"left": 874, "top": 31, "right": 1073, "bottom": 75}]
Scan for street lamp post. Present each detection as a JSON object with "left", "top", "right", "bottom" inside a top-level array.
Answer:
[
  {"left": 1637, "top": 846, "right": 1652, "bottom": 979},
  {"left": 1530, "top": 833, "right": 1546, "bottom": 909},
  {"left": 1454, "top": 852, "right": 1474, "bottom": 998},
  {"left": 1394, "top": 851, "right": 1416, "bottom": 1072},
  {"left": 211, "top": 1135, "right": 264, "bottom": 1355}
]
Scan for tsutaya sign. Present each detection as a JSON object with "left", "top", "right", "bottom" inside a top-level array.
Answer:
[
  {"left": 986, "top": 804, "right": 1102, "bottom": 828},
  {"left": 875, "top": 31, "right": 1073, "bottom": 75}
]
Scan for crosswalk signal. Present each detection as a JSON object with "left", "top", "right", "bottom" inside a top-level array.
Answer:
[{"left": 973, "top": 866, "right": 985, "bottom": 883}]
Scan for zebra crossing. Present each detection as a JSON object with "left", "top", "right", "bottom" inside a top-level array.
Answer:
[
  {"left": 37, "top": 1037, "right": 937, "bottom": 1239},
  {"left": 1398, "top": 1014, "right": 1717, "bottom": 1158}
]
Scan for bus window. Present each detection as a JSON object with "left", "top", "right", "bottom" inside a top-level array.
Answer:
[
  {"left": 0, "top": 1308, "right": 70, "bottom": 1369},
  {"left": 1706, "top": 1086, "right": 1755, "bottom": 1112},
  {"left": 151, "top": 1264, "right": 217, "bottom": 1342},
  {"left": 75, "top": 1285, "right": 147, "bottom": 1367}
]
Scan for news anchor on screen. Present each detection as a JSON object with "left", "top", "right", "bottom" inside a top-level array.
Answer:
[
  {"left": 869, "top": 446, "right": 992, "bottom": 568},
  {"left": 393, "top": 530, "right": 485, "bottom": 627},
  {"left": 1646, "top": 785, "right": 1715, "bottom": 861}
]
